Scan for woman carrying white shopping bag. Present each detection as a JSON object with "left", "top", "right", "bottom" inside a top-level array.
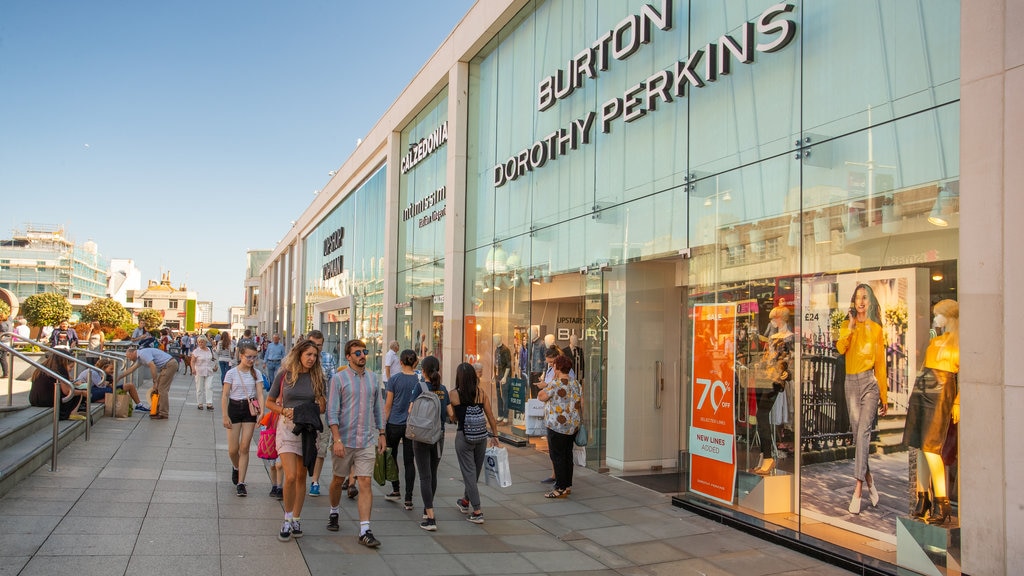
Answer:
[{"left": 450, "top": 362, "right": 500, "bottom": 524}]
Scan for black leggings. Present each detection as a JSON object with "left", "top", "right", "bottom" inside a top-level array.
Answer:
[
  {"left": 385, "top": 422, "right": 415, "bottom": 499},
  {"left": 755, "top": 386, "right": 782, "bottom": 458},
  {"left": 412, "top": 437, "right": 443, "bottom": 510}
]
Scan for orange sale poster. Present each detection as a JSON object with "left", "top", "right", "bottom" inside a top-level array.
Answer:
[{"left": 689, "top": 303, "right": 737, "bottom": 504}]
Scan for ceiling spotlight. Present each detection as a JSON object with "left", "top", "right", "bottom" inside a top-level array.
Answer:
[{"left": 931, "top": 271, "right": 944, "bottom": 282}]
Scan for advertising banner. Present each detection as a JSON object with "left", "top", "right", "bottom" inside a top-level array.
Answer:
[{"left": 689, "top": 303, "right": 737, "bottom": 504}]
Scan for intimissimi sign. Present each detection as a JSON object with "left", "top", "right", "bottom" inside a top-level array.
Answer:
[{"left": 493, "top": 1, "right": 797, "bottom": 188}]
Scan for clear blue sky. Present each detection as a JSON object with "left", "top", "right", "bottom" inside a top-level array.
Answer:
[{"left": 0, "top": 0, "right": 475, "bottom": 322}]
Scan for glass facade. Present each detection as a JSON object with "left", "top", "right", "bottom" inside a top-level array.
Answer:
[
  {"left": 303, "top": 166, "right": 387, "bottom": 371},
  {"left": 463, "top": 0, "right": 961, "bottom": 571},
  {"left": 396, "top": 92, "right": 449, "bottom": 358}
]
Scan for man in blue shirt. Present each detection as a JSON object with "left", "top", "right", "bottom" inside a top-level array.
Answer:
[
  {"left": 117, "top": 345, "right": 177, "bottom": 420},
  {"left": 263, "top": 333, "right": 286, "bottom": 385}
]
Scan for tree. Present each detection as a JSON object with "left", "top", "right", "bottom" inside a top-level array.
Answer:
[
  {"left": 0, "top": 299, "right": 10, "bottom": 321},
  {"left": 21, "top": 292, "right": 72, "bottom": 327},
  {"left": 137, "top": 309, "right": 163, "bottom": 331},
  {"left": 81, "top": 298, "right": 131, "bottom": 328}
]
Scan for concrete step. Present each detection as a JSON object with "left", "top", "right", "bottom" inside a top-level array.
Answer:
[
  {"left": 0, "top": 406, "right": 52, "bottom": 452},
  {"left": 0, "top": 403, "right": 105, "bottom": 499}
]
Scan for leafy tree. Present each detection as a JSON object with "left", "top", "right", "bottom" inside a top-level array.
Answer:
[
  {"left": 81, "top": 298, "right": 131, "bottom": 328},
  {"left": 21, "top": 292, "right": 72, "bottom": 327},
  {"left": 0, "top": 299, "right": 10, "bottom": 321},
  {"left": 137, "top": 309, "right": 163, "bottom": 331}
]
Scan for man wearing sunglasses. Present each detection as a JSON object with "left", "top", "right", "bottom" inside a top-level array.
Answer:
[{"left": 326, "top": 339, "right": 385, "bottom": 547}]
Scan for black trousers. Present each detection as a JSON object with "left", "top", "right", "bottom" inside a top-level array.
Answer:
[
  {"left": 412, "top": 437, "right": 443, "bottom": 510},
  {"left": 547, "top": 427, "right": 577, "bottom": 490},
  {"left": 385, "top": 422, "right": 415, "bottom": 499},
  {"left": 754, "top": 385, "right": 782, "bottom": 458}
]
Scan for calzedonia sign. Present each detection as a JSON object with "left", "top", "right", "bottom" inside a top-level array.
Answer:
[
  {"left": 322, "top": 226, "right": 344, "bottom": 281},
  {"left": 401, "top": 121, "right": 448, "bottom": 174},
  {"left": 493, "top": 1, "right": 797, "bottom": 188}
]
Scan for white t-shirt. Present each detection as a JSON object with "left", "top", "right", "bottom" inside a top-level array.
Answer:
[
  {"left": 384, "top": 348, "right": 401, "bottom": 381},
  {"left": 224, "top": 367, "right": 262, "bottom": 401},
  {"left": 191, "top": 347, "right": 216, "bottom": 377}
]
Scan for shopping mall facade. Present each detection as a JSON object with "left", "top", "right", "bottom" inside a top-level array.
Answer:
[{"left": 252, "top": 1, "right": 1021, "bottom": 573}]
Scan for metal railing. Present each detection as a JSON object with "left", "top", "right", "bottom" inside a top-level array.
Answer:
[{"left": 1, "top": 333, "right": 135, "bottom": 472}]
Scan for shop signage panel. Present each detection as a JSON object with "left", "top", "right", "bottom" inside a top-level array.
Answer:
[{"left": 689, "top": 303, "right": 737, "bottom": 505}]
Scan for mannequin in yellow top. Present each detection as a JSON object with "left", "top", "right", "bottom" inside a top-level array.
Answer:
[
  {"left": 835, "top": 283, "right": 888, "bottom": 515},
  {"left": 903, "top": 299, "right": 959, "bottom": 526}
]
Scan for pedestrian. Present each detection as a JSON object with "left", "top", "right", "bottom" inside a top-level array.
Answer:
[
  {"left": 383, "top": 340, "right": 401, "bottom": 384},
  {"left": 215, "top": 332, "right": 234, "bottom": 385},
  {"left": 28, "top": 352, "right": 84, "bottom": 420},
  {"left": 305, "top": 329, "right": 334, "bottom": 497},
  {"left": 191, "top": 336, "right": 217, "bottom": 410},
  {"left": 0, "top": 312, "right": 11, "bottom": 378},
  {"left": 14, "top": 317, "right": 30, "bottom": 343},
  {"left": 221, "top": 342, "right": 265, "bottom": 497},
  {"left": 411, "top": 356, "right": 452, "bottom": 531},
  {"left": 383, "top": 349, "right": 420, "bottom": 510},
  {"left": 116, "top": 345, "right": 177, "bottom": 420},
  {"left": 85, "top": 321, "right": 104, "bottom": 366},
  {"left": 450, "top": 362, "right": 500, "bottom": 524},
  {"left": 263, "top": 333, "right": 285, "bottom": 386},
  {"left": 325, "top": 339, "right": 385, "bottom": 548},
  {"left": 538, "top": 355, "right": 582, "bottom": 498},
  {"left": 49, "top": 319, "right": 78, "bottom": 350},
  {"left": 265, "top": 339, "right": 327, "bottom": 542}
]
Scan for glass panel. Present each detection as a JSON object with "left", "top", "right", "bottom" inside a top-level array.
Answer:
[
  {"left": 797, "top": 105, "right": 959, "bottom": 557},
  {"left": 398, "top": 90, "right": 449, "bottom": 271},
  {"left": 802, "top": 0, "right": 959, "bottom": 140}
]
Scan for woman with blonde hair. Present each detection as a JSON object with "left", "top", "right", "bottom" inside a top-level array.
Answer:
[
  {"left": 265, "top": 339, "right": 327, "bottom": 541},
  {"left": 903, "top": 299, "right": 959, "bottom": 525},
  {"left": 836, "top": 283, "right": 887, "bottom": 514},
  {"left": 85, "top": 321, "right": 104, "bottom": 366}
]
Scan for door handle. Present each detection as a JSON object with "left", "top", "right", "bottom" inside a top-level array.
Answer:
[{"left": 655, "top": 360, "right": 664, "bottom": 409}]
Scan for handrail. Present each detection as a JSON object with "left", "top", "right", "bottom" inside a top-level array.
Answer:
[
  {"left": 1, "top": 333, "right": 110, "bottom": 442},
  {"left": 0, "top": 340, "right": 81, "bottom": 472}
]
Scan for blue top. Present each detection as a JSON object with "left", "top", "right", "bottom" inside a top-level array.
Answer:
[
  {"left": 385, "top": 372, "right": 421, "bottom": 425},
  {"left": 320, "top": 351, "right": 337, "bottom": 380},
  {"left": 137, "top": 347, "right": 174, "bottom": 368},
  {"left": 264, "top": 342, "right": 286, "bottom": 362},
  {"left": 327, "top": 368, "right": 383, "bottom": 449}
]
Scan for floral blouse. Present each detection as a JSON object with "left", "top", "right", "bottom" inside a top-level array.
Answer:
[{"left": 542, "top": 377, "right": 582, "bottom": 435}]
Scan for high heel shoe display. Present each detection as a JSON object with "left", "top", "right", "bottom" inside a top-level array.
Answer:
[
  {"left": 912, "top": 491, "right": 932, "bottom": 519},
  {"left": 926, "top": 497, "right": 953, "bottom": 526},
  {"left": 754, "top": 457, "right": 775, "bottom": 476}
]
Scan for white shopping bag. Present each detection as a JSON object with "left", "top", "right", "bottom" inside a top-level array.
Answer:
[
  {"left": 484, "top": 446, "right": 512, "bottom": 488},
  {"left": 573, "top": 444, "right": 587, "bottom": 466},
  {"left": 525, "top": 398, "right": 545, "bottom": 417},
  {"left": 525, "top": 416, "right": 546, "bottom": 436}
]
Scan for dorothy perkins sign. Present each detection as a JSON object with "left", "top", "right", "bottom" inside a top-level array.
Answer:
[{"left": 493, "top": 1, "right": 797, "bottom": 188}]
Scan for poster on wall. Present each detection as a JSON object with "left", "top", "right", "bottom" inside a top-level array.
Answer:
[{"left": 689, "top": 303, "right": 737, "bottom": 505}]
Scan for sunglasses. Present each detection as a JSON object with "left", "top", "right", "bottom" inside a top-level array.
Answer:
[
  {"left": 351, "top": 350, "right": 368, "bottom": 357},
  {"left": 243, "top": 355, "right": 258, "bottom": 361}
]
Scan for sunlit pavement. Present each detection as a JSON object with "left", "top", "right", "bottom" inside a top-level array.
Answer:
[{"left": 0, "top": 370, "right": 848, "bottom": 576}]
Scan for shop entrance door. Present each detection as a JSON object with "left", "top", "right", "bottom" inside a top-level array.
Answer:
[{"left": 602, "top": 258, "right": 686, "bottom": 492}]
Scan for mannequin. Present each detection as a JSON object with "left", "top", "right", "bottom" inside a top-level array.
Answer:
[
  {"left": 494, "top": 334, "right": 512, "bottom": 423},
  {"left": 544, "top": 333, "right": 556, "bottom": 349},
  {"left": 836, "top": 283, "right": 888, "bottom": 515},
  {"left": 751, "top": 306, "right": 792, "bottom": 475},
  {"left": 903, "top": 299, "right": 959, "bottom": 525},
  {"left": 562, "top": 334, "right": 585, "bottom": 385},
  {"left": 529, "top": 326, "right": 546, "bottom": 398}
]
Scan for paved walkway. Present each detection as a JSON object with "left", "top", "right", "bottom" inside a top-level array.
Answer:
[{"left": 0, "top": 370, "right": 850, "bottom": 576}]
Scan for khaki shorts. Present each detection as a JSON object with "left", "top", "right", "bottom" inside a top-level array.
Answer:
[
  {"left": 316, "top": 428, "right": 332, "bottom": 456},
  {"left": 331, "top": 444, "right": 376, "bottom": 478}
]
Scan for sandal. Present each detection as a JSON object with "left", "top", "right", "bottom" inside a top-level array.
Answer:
[{"left": 544, "top": 488, "right": 568, "bottom": 499}]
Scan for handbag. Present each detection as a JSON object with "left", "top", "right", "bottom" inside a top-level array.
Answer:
[
  {"left": 575, "top": 423, "right": 588, "bottom": 447},
  {"left": 941, "top": 420, "right": 958, "bottom": 466},
  {"left": 573, "top": 444, "right": 587, "bottom": 466},
  {"left": 212, "top": 348, "right": 219, "bottom": 372},
  {"left": 373, "top": 447, "right": 398, "bottom": 486},
  {"left": 248, "top": 397, "right": 260, "bottom": 417},
  {"left": 257, "top": 426, "right": 278, "bottom": 460}
]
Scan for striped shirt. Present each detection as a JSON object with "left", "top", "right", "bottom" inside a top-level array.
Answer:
[{"left": 327, "top": 367, "right": 383, "bottom": 450}]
